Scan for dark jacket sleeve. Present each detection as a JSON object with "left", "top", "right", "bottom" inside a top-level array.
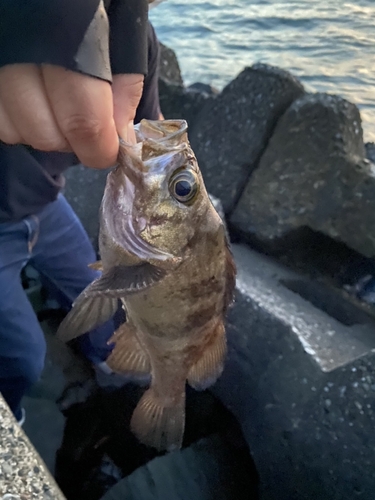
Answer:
[
  {"left": 0, "top": 0, "right": 149, "bottom": 82},
  {"left": 108, "top": 0, "right": 149, "bottom": 75},
  {"left": 135, "top": 22, "right": 161, "bottom": 123}
]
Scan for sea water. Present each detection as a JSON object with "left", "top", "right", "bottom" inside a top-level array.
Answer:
[{"left": 150, "top": 0, "right": 375, "bottom": 142}]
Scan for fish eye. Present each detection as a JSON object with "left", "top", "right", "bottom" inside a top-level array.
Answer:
[{"left": 169, "top": 169, "right": 198, "bottom": 203}]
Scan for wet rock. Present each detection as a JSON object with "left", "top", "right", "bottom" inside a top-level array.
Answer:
[
  {"left": 212, "top": 243, "right": 375, "bottom": 500},
  {"left": 101, "top": 434, "right": 257, "bottom": 500},
  {"left": 159, "top": 42, "right": 183, "bottom": 85},
  {"left": 209, "top": 193, "right": 225, "bottom": 221},
  {"left": 188, "top": 82, "right": 219, "bottom": 95},
  {"left": 63, "top": 164, "right": 109, "bottom": 248},
  {"left": 189, "top": 64, "right": 305, "bottom": 214},
  {"left": 23, "top": 397, "right": 65, "bottom": 475},
  {"left": 365, "top": 142, "right": 375, "bottom": 163},
  {"left": 159, "top": 79, "right": 215, "bottom": 129},
  {"left": 231, "top": 93, "right": 375, "bottom": 258}
]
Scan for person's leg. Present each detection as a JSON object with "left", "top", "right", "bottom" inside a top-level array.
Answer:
[
  {"left": 30, "top": 194, "right": 121, "bottom": 364},
  {"left": 0, "top": 219, "right": 46, "bottom": 420}
]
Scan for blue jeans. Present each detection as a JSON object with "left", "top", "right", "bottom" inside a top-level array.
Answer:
[{"left": 0, "top": 194, "right": 116, "bottom": 420}]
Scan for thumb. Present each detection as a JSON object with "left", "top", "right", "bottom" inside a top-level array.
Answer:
[{"left": 112, "top": 73, "right": 144, "bottom": 144}]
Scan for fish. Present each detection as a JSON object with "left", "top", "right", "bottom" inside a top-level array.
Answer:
[{"left": 57, "top": 119, "right": 236, "bottom": 452}]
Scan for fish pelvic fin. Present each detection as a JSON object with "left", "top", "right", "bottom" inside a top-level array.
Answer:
[
  {"left": 106, "top": 322, "right": 151, "bottom": 378},
  {"left": 131, "top": 387, "right": 186, "bottom": 452},
  {"left": 57, "top": 291, "right": 119, "bottom": 342},
  {"left": 187, "top": 321, "right": 227, "bottom": 391}
]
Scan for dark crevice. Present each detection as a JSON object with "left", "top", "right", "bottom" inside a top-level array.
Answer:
[
  {"left": 54, "top": 384, "right": 259, "bottom": 500},
  {"left": 280, "top": 278, "right": 375, "bottom": 327},
  {"left": 229, "top": 223, "right": 375, "bottom": 323}
]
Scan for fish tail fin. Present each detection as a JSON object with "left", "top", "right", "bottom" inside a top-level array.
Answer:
[{"left": 131, "top": 387, "right": 186, "bottom": 452}]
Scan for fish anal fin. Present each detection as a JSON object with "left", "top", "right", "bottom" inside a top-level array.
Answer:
[
  {"left": 88, "top": 260, "right": 103, "bottom": 271},
  {"left": 88, "top": 263, "right": 166, "bottom": 297},
  {"left": 187, "top": 322, "right": 227, "bottom": 390},
  {"left": 131, "top": 388, "right": 185, "bottom": 452},
  {"left": 106, "top": 322, "right": 151, "bottom": 376},
  {"left": 57, "top": 293, "right": 119, "bottom": 342}
]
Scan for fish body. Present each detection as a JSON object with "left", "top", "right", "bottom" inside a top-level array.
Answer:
[{"left": 57, "top": 119, "right": 236, "bottom": 452}]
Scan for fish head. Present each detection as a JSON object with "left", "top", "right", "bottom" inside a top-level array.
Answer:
[{"left": 100, "top": 120, "right": 220, "bottom": 266}]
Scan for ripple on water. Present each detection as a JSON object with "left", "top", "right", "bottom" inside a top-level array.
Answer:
[{"left": 151, "top": 0, "right": 375, "bottom": 142}]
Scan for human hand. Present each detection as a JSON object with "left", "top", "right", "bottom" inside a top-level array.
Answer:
[{"left": 0, "top": 64, "right": 144, "bottom": 168}]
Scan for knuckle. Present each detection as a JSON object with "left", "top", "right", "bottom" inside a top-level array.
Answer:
[
  {"left": 29, "top": 135, "right": 67, "bottom": 152},
  {"left": 60, "top": 114, "right": 103, "bottom": 142},
  {"left": 0, "top": 127, "right": 21, "bottom": 145}
]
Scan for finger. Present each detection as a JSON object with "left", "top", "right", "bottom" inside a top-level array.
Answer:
[
  {"left": 112, "top": 74, "right": 144, "bottom": 143},
  {"left": 42, "top": 65, "right": 119, "bottom": 169},
  {"left": 0, "top": 100, "right": 21, "bottom": 144},
  {"left": 0, "top": 64, "right": 69, "bottom": 151}
]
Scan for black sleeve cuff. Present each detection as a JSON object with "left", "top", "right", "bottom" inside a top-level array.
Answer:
[
  {"left": 0, "top": 0, "right": 113, "bottom": 81},
  {"left": 107, "top": 0, "right": 149, "bottom": 75}
]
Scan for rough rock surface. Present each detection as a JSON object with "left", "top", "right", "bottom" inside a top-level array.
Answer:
[
  {"left": 189, "top": 64, "right": 305, "bottom": 214},
  {"left": 63, "top": 164, "right": 109, "bottom": 249},
  {"left": 0, "top": 396, "right": 66, "bottom": 500},
  {"left": 213, "top": 244, "right": 375, "bottom": 500},
  {"left": 365, "top": 142, "right": 375, "bottom": 163},
  {"left": 159, "top": 79, "right": 215, "bottom": 129},
  {"left": 159, "top": 42, "right": 183, "bottom": 85},
  {"left": 231, "top": 93, "right": 375, "bottom": 258}
]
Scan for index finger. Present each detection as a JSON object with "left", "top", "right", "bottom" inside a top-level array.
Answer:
[{"left": 42, "top": 65, "right": 119, "bottom": 169}]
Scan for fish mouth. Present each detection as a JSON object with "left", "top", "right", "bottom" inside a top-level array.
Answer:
[
  {"left": 135, "top": 119, "right": 190, "bottom": 163},
  {"left": 135, "top": 119, "right": 188, "bottom": 144}
]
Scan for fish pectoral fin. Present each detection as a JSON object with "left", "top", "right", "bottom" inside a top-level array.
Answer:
[
  {"left": 88, "top": 264, "right": 166, "bottom": 296},
  {"left": 187, "top": 322, "right": 227, "bottom": 391},
  {"left": 106, "top": 322, "right": 151, "bottom": 376},
  {"left": 131, "top": 387, "right": 186, "bottom": 452},
  {"left": 88, "top": 260, "right": 103, "bottom": 271},
  {"left": 57, "top": 290, "right": 119, "bottom": 343}
]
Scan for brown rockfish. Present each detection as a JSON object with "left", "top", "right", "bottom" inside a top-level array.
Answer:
[{"left": 57, "top": 119, "right": 236, "bottom": 452}]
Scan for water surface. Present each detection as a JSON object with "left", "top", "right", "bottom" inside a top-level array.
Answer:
[{"left": 150, "top": 0, "right": 375, "bottom": 142}]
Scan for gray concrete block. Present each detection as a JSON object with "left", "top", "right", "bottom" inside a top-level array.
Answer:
[
  {"left": 63, "top": 164, "right": 109, "bottom": 248},
  {"left": 231, "top": 93, "right": 375, "bottom": 258},
  {"left": 189, "top": 64, "right": 305, "bottom": 214},
  {"left": 101, "top": 434, "right": 256, "bottom": 500},
  {"left": 159, "top": 79, "right": 215, "bottom": 130},
  {"left": 212, "top": 244, "right": 375, "bottom": 500},
  {"left": 159, "top": 42, "right": 183, "bottom": 86},
  {"left": 0, "top": 396, "right": 66, "bottom": 499}
]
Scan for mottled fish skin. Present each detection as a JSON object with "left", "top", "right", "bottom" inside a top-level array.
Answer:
[{"left": 57, "top": 119, "right": 236, "bottom": 452}]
